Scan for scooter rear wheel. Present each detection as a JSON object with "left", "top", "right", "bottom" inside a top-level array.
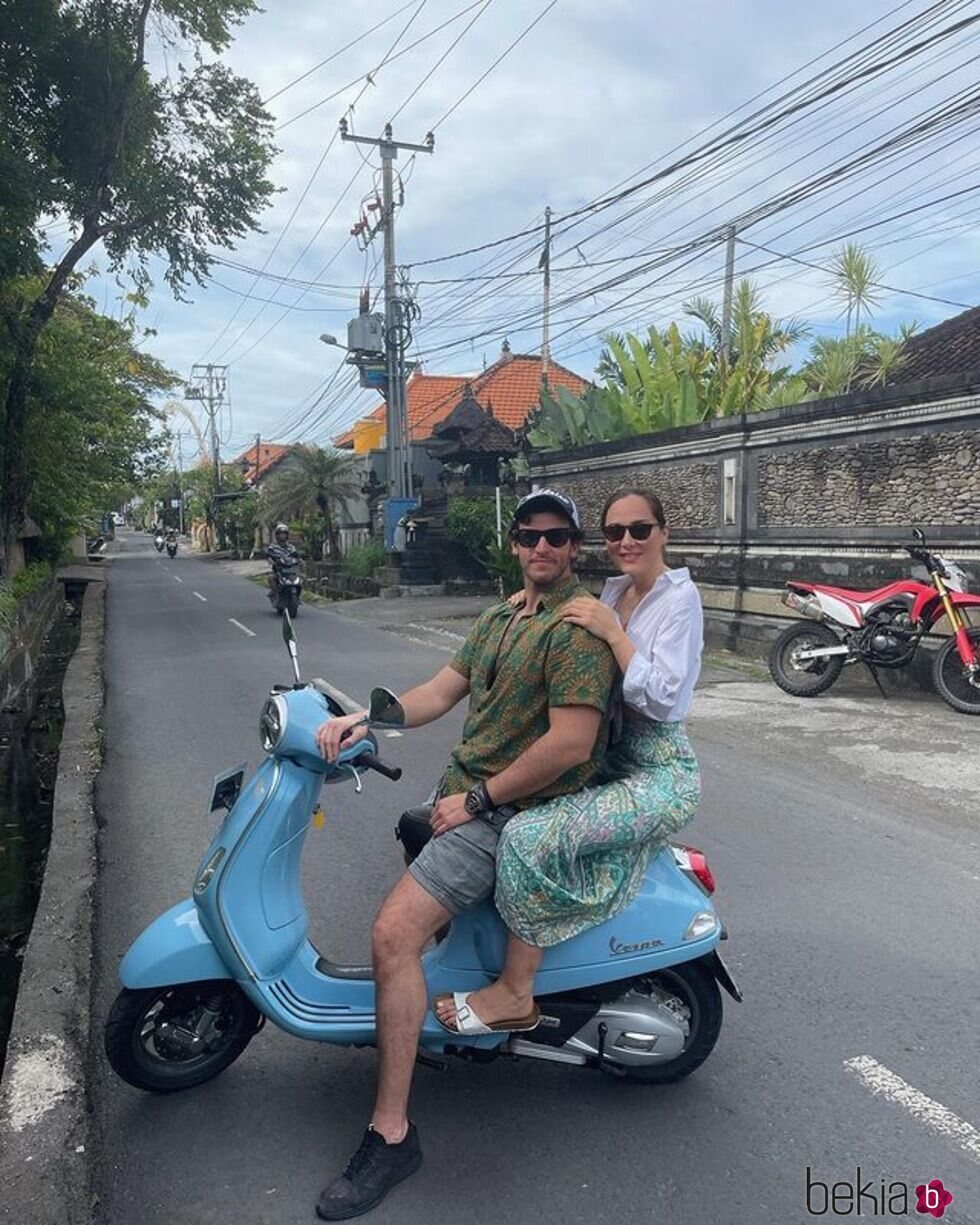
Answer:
[
  {"left": 617, "top": 960, "right": 723, "bottom": 1084},
  {"left": 104, "top": 980, "right": 261, "bottom": 1093}
]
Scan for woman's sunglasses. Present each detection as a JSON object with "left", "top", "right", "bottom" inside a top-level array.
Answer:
[
  {"left": 513, "top": 527, "right": 575, "bottom": 549},
  {"left": 602, "top": 521, "right": 657, "bottom": 543}
]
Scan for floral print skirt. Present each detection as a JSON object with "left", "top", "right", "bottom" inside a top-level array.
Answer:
[{"left": 494, "top": 721, "right": 701, "bottom": 947}]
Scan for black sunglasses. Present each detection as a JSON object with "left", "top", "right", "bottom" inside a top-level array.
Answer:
[
  {"left": 602, "top": 521, "right": 657, "bottom": 542},
  {"left": 513, "top": 527, "right": 575, "bottom": 549}
]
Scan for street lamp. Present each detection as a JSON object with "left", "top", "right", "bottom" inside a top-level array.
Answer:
[{"left": 319, "top": 333, "right": 349, "bottom": 350}]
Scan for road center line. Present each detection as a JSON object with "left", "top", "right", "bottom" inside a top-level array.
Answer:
[
  {"left": 844, "top": 1055, "right": 980, "bottom": 1164},
  {"left": 229, "top": 618, "right": 256, "bottom": 638},
  {"left": 173, "top": 576, "right": 184, "bottom": 583},
  {"left": 193, "top": 591, "right": 207, "bottom": 602}
]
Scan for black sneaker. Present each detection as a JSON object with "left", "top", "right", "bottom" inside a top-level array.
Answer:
[{"left": 315, "top": 1124, "right": 422, "bottom": 1220}]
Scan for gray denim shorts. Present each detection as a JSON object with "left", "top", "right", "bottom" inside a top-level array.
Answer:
[{"left": 408, "top": 809, "right": 514, "bottom": 915}]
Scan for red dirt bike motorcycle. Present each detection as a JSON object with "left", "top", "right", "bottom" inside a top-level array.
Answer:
[{"left": 769, "top": 529, "right": 980, "bottom": 714}]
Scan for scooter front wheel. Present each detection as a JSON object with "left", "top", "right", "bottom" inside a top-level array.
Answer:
[
  {"left": 104, "top": 980, "right": 261, "bottom": 1093},
  {"left": 616, "top": 960, "right": 723, "bottom": 1084}
]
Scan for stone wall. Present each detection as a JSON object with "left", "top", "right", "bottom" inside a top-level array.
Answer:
[
  {"left": 557, "top": 461, "right": 719, "bottom": 534},
  {"left": 757, "top": 428, "right": 980, "bottom": 528},
  {"left": 527, "top": 371, "right": 980, "bottom": 660}
]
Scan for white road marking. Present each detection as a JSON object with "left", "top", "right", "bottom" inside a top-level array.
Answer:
[
  {"left": 398, "top": 634, "right": 454, "bottom": 654},
  {"left": 173, "top": 575, "right": 184, "bottom": 583},
  {"left": 405, "top": 622, "right": 466, "bottom": 642},
  {"left": 383, "top": 730, "right": 403, "bottom": 738},
  {"left": 193, "top": 591, "right": 207, "bottom": 602},
  {"left": 844, "top": 1056, "right": 980, "bottom": 1164},
  {"left": 229, "top": 618, "right": 256, "bottom": 637}
]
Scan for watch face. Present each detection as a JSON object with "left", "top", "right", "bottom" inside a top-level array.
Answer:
[{"left": 464, "top": 790, "right": 481, "bottom": 815}]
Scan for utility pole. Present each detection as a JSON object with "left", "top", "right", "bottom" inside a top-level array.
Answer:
[
  {"left": 185, "top": 363, "right": 228, "bottom": 549},
  {"left": 339, "top": 120, "right": 433, "bottom": 501},
  {"left": 540, "top": 205, "right": 552, "bottom": 389},
  {"left": 253, "top": 433, "right": 261, "bottom": 484},
  {"left": 176, "top": 431, "right": 185, "bottom": 536},
  {"left": 720, "top": 225, "right": 737, "bottom": 371},
  {"left": 186, "top": 364, "right": 228, "bottom": 495}
]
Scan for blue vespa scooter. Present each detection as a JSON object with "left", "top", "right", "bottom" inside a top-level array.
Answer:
[{"left": 105, "top": 614, "right": 740, "bottom": 1093}]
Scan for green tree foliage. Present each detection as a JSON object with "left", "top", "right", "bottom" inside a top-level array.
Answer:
[
  {"left": 528, "top": 260, "right": 915, "bottom": 452},
  {"left": 445, "top": 494, "right": 521, "bottom": 591},
  {"left": 260, "top": 446, "right": 362, "bottom": 559},
  {"left": 0, "top": 274, "right": 173, "bottom": 557},
  {"left": 0, "top": 0, "right": 276, "bottom": 572}
]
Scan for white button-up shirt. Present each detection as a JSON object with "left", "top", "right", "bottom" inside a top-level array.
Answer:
[{"left": 600, "top": 568, "right": 703, "bottom": 723}]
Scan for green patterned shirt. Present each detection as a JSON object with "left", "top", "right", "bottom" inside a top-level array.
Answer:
[{"left": 442, "top": 576, "right": 616, "bottom": 807}]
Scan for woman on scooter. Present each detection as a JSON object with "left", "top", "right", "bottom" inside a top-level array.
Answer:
[{"left": 435, "top": 487, "right": 703, "bottom": 1034}]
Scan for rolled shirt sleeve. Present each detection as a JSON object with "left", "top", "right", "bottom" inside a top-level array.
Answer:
[{"left": 620, "top": 583, "right": 703, "bottom": 722}]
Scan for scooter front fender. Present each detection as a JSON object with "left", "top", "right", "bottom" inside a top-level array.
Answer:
[{"left": 119, "top": 899, "right": 231, "bottom": 989}]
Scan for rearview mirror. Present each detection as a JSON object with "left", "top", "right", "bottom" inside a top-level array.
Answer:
[{"left": 368, "top": 687, "right": 405, "bottom": 727}]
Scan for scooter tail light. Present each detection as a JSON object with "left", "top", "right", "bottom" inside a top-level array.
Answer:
[{"left": 678, "top": 845, "right": 715, "bottom": 895}]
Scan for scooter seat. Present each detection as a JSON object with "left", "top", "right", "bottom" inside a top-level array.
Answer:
[{"left": 397, "top": 807, "right": 434, "bottom": 862}]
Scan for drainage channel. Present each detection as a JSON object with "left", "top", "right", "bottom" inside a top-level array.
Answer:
[{"left": 0, "top": 592, "right": 82, "bottom": 1075}]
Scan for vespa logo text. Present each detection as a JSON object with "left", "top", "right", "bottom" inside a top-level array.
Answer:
[{"left": 608, "top": 935, "right": 663, "bottom": 956}]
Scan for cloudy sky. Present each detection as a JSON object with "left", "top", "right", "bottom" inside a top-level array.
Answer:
[{"left": 59, "top": 0, "right": 980, "bottom": 462}]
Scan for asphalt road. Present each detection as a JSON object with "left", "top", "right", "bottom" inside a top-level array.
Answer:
[{"left": 90, "top": 531, "right": 979, "bottom": 1225}]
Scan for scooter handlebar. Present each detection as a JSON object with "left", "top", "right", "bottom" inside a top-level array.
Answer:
[{"left": 357, "top": 751, "right": 402, "bottom": 782}]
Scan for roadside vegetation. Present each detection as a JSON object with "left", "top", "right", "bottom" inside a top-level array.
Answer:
[{"left": 0, "top": 0, "right": 276, "bottom": 576}]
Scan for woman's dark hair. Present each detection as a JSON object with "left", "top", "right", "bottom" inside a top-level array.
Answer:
[{"left": 600, "top": 487, "right": 667, "bottom": 529}]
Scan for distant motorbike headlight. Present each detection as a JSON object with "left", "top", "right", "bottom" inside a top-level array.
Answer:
[{"left": 260, "top": 696, "right": 285, "bottom": 753}]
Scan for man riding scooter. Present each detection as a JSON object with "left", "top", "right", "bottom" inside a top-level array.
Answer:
[
  {"left": 313, "top": 490, "right": 617, "bottom": 1220},
  {"left": 267, "top": 522, "right": 303, "bottom": 612}
]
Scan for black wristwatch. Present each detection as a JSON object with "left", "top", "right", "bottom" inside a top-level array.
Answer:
[{"left": 464, "top": 780, "right": 495, "bottom": 817}]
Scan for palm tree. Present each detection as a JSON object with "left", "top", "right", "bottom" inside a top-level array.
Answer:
[
  {"left": 829, "top": 243, "right": 883, "bottom": 336},
  {"left": 260, "top": 445, "right": 362, "bottom": 558},
  {"left": 684, "top": 279, "right": 808, "bottom": 414}
]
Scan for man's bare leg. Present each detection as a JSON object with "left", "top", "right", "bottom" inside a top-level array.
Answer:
[
  {"left": 370, "top": 873, "right": 452, "bottom": 1141},
  {"left": 434, "top": 931, "right": 543, "bottom": 1029}
]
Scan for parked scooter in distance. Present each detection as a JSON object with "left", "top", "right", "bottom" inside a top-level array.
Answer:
[
  {"left": 165, "top": 531, "right": 178, "bottom": 559},
  {"left": 104, "top": 611, "right": 739, "bottom": 1095},
  {"left": 770, "top": 528, "right": 980, "bottom": 713}
]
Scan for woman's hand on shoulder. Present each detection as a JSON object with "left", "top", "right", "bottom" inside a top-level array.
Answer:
[{"left": 561, "top": 595, "right": 621, "bottom": 642}]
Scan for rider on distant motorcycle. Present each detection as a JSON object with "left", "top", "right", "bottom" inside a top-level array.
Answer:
[{"left": 267, "top": 523, "right": 301, "bottom": 599}]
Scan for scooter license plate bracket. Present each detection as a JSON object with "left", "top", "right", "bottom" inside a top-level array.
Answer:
[{"left": 209, "top": 762, "right": 247, "bottom": 814}]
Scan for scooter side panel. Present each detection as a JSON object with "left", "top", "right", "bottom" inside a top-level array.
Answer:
[
  {"left": 435, "top": 848, "right": 720, "bottom": 995},
  {"left": 119, "top": 899, "right": 231, "bottom": 989}
]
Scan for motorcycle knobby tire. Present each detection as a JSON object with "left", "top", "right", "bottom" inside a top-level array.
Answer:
[{"left": 768, "top": 621, "right": 845, "bottom": 697}]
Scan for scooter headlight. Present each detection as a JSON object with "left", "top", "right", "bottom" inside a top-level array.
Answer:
[{"left": 260, "top": 696, "right": 284, "bottom": 752}]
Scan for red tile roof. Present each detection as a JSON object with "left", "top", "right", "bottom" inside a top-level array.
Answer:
[
  {"left": 230, "top": 442, "right": 292, "bottom": 485},
  {"left": 334, "top": 352, "right": 589, "bottom": 447}
]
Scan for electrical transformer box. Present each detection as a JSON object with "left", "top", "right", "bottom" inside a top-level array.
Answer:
[{"left": 347, "top": 313, "right": 385, "bottom": 355}]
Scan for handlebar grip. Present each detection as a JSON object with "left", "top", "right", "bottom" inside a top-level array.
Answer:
[{"left": 358, "top": 751, "right": 402, "bottom": 782}]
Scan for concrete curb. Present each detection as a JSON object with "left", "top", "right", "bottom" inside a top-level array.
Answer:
[{"left": 0, "top": 582, "right": 104, "bottom": 1224}]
